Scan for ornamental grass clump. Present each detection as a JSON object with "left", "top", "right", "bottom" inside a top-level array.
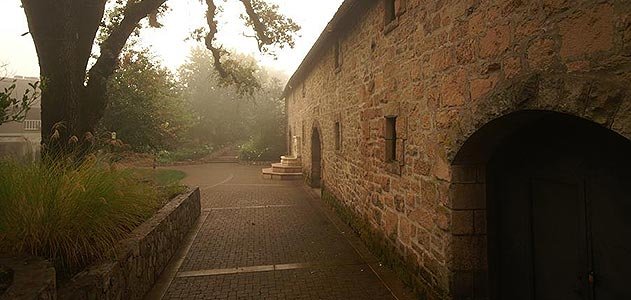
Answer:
[{"left": 0, "top": 157, "right": 159, "bottom": 275}]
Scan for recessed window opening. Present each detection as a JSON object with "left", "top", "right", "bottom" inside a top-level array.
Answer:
[
  {"left": 385, "top": 0, "right": 396, "bottom": 23},
  {"left": 334, "top": 121, "right": 341, "bottom": 150},
  {"left": 334, "top": 40, "right": 341, "bottom": 70},
  {"left": 301, "top": 122, "right": 305, "bottom": 146},
  {"left": 385, "top": 116, "right": 397, "bottom": 162}
]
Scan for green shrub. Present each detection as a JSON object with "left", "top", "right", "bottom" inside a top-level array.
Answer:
[
  {"left": 238, "top": 139, "right": 263, "bottom": 161},
  {"left": 100, "top": 49, "right": 190, "bottom": 152},
  {"left": 238, "top": 137, "right": 284, "bottom": 161},
  {"left": 0, "top": 158, "right": 159, "bottom": 276},
  {"left": 156, "top": 145, "right": 214, "bottom": 164}
]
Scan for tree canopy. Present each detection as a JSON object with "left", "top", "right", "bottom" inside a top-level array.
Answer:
[
  {"left": 20, "top": 0, "right": 299, "bottom": 157},
  {"left": 180, "top": 47, "right": 286, "bottom": 159},
  {"left": 100, "top": 49, "right": 189, "bottom": 151}
]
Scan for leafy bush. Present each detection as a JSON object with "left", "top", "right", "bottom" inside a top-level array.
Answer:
[
  {"left": 156, "top": 144, "right": 214, "bottom": 164},
  {"left": 180, "top": 49, "right": 287, "bottom": 156},
  {"left": 100, "top": 49, "right": 190, "bottom": 152},
  {"left": 0, "top": 77, "right": 40, "bottom": 125},
  {"left": 179, "top": 48, "right": 250, "bottom": 146},
  {"left": 239, "top": 136, "right": 284, "bottom": 161},
  {"left": 0, "top": 158, "right": 160, "bottom": 276},
  {"left": 238, "top": 138, "right": 268, "bottom": 161}
]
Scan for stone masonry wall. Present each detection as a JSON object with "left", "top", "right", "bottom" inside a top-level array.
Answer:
[
  {"left": 286, "top": 0, "right": 631, "bottom": 299},
  {"left": 0, "top": 257, "right": 56, "bottom": 300},
  {"left": 59, "top": 188, "right": 201, "bottom": 300}
]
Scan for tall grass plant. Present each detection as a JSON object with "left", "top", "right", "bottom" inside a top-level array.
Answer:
[{"left": 0, "top": 157, "right": 159, "bottom": 275}]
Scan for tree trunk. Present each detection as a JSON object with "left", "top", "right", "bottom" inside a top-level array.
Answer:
[
  {"left": 21, "top": 0, "right": 106, "bottom": 157},
  {"left": 21, "top": 0, "right": 165, "bottom": 158}
]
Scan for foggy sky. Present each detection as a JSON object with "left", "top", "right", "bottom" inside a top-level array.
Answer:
[{"left": 0, "top": 0, "right": 344, "bottom": 79}]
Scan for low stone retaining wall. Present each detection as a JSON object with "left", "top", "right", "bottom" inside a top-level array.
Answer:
[
  {"left": 0, "top": 257, "right": 56, "bottom": 300},
  {"left": 59, "top": 188, "right": 201, "bottom": 300}
]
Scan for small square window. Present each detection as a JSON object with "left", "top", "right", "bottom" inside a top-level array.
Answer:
[
  {"left": 334, "top": 121, "right": 341, "bottom": 151},
  {"left": 385, "top": 116, "right": 397, "bottom": 162}
]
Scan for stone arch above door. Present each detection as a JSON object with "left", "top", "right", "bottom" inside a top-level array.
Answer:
[{"left": 445, "top": 73, "right": 631, "bottom": 164}]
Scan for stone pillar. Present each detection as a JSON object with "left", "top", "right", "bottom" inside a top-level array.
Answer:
[
  {"left": 292, "top": 136, "right": 302, "bottom": 158},
  {"left": 449, "top": 164, "right": 488, "bottom": 299}
]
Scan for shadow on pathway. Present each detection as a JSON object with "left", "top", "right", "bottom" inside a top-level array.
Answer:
[{"left": 147, "top": 163, "right": 415, "bottom": 300}]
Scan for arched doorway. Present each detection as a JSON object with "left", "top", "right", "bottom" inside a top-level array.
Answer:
[
  {"left": 287, "top": 127, "right": 292, "bottom": 155},
  {"left": 311, "top": 127, "right": 322, "bottom": 188},
  {"left": 454, "top": 111, "right": 631, "bottom": 300}
]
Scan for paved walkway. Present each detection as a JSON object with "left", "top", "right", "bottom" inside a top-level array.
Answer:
[{"left": 147, "top": 163, "right": 414, "bottom": 300}]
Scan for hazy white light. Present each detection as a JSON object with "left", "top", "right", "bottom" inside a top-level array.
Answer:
[{"left": 0, "top": 0, "right": 344, "bottom": 80}]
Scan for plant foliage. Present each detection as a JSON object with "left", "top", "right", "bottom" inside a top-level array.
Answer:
[
  {"left": 0, "top": 157, "right": 159, "bottom": 274},
  {"left": 0, "top": 78, "right": 40, "bottom": 125},
  {"left": 20, "top": 0, "right": 300, "bottom": 157},
  {"left": 100, "top": 49, "right": 190, "bottom": 151},
  {"left": 179, "top": 48, "right": 286, "bottom": 159}
]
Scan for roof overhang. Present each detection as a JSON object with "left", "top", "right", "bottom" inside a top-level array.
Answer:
[{"left": 283, "top": 0, "right": 373, "bottom": 98}]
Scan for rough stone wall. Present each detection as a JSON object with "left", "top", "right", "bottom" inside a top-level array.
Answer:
[
  {"left": 0, "top": 257, "right": 56, "bottom": 300},
  {"left": 286, "top": 0, "right": 631, "bottom": 299},
  {"left": 59, "top": 188, "right": 201, "bottom": 300}
]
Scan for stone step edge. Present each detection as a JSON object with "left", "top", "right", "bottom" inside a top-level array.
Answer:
[
  {"left": 281, "top": 162, "right": 302, "bottom": 167},
  {"left": 261, "top": 168, "right": 302, "bottom": 176},
  {"left": 262, "top": 168, "right": 303, "bottom": 180},
  {"left": 272, "top": 168, "right": 302, "bottom": 174},
  {"left": 280, "top": 156, "right": 302, "bottom": 163},
  {"left": 271, "top": 163, "right": 302, "bottom": 170},
  {"left": 280, "top": 155, "right": 301, "bottom": 160}
]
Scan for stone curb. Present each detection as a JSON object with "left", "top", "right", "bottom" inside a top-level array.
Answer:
[{"left": 58, "top": 188, "right": 201, "bottom": 300}]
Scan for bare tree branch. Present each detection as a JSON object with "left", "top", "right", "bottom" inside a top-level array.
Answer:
[
  {"left": 239, "top": 0, "right": 272, "bottom": 50},
  {"left": 202, "top": 0, "right": 229, "bottom": 78}
]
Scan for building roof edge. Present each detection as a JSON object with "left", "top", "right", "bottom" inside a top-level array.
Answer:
[{"left": 282, "top": 0, "right": 363, "bottom": 98}]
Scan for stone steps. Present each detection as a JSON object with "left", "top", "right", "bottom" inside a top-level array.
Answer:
[
  {"left": 261, "top": 168, "right": 303, "bottom": 180},
  {"left": 271, "top": 163, "right": 302, "bottom": 173},
  {"left": 280, "top": 156, "right": 302, "bottom": 166},
  {"left": 262, "top": 156, "right": 303, "bottom": 180}
]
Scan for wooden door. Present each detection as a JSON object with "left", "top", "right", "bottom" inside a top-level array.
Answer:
[
  {"left": 586, "top": 133, "right": 631, "bottom": 300},
  {"left": 311, "top": 128, "right": 322, "bottom": 188},
  {"left": 489, "top": 119, "right": 631, "bottom": 300}
]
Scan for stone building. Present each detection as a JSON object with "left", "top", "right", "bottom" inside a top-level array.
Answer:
[{"left": 284, "top": 0, "right": 631, "bottom": 299}]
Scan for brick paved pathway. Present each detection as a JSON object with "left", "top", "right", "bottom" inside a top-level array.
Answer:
[{"left": 147, "top": 163, "right": 413, "bottom": 300}]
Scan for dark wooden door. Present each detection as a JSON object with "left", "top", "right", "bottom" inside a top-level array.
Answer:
[
  {"left": 311, "top": 128, "right": 322, "bottom": 188},
  {"left": 586, "top": 138, "right": 631, "bottom": 300},
  {"left": 489, "top": 119, "right": 631, "bottom": 300}
]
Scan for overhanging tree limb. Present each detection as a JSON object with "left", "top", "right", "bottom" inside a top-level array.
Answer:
[
  {"left": 239, "top": 0, "right": 272, "bottom": 49},
  {"left": 84, "top": 0, "right": 168, "bottom": 128},
  {"left": 20, "top": 0, "right": 299, "bottom": 158},
  {"left": 202, "top": 0, "right": 228, "bottom": 78}
]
